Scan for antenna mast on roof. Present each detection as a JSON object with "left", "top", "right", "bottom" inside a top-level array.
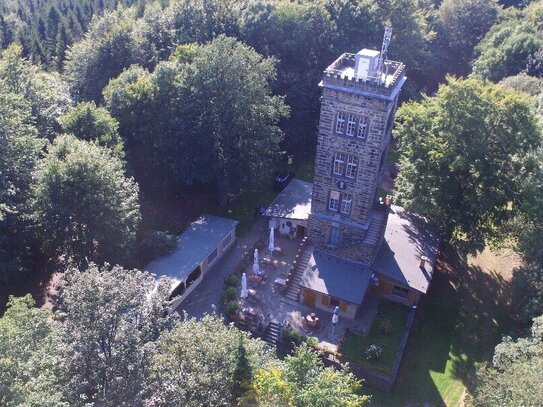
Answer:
[{"left": 377, "top": 26, "right": 392, "bottom": 85}]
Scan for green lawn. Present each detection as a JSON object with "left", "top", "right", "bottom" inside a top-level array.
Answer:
[
  {"left": 341, "top": 301, "right": 410, "bottom": 375},
  {"left": 363, "top": 244, "right": 515, "bottom": 406}
]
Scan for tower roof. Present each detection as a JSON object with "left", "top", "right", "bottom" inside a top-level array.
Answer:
[{"left": 320, "top": 51, "right": 406, "bottom": 101}]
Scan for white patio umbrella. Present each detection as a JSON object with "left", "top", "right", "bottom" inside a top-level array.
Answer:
[
  {"left": 253, "top": 257, "right": 261, "bottom": 276},
  {"left": 268, "top": 227, "right": 275, "bottom": 254},
  {"left": 254, "top": 248, "right": 259, "bottom": 265},
  {"left": 331, "top": 306, "right": 339, "bottom": 335},
  {"left": 240, "top": 273, "right": 248, "bottom": 299}
]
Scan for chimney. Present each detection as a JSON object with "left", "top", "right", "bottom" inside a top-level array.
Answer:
[
  {"left": 354, "top": 49, "right": 380, "bottom": 81},
  {"left": 419, "top": 256, "right": 430, "bottom": 269}
]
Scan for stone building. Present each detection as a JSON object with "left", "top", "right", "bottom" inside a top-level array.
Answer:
[
  {"left": 307, "top": 48, "right": 406, "bottom": 265},
  {"left": 265, "top": 39, "right": 440, "bottom": 319}
]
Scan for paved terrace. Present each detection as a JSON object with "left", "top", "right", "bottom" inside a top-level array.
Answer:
[{"left": 180, "top": 218, "right": 379, "bottom": 351}]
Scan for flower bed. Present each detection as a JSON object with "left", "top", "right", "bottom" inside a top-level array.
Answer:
[{"left": 339, "top": 300, "right": 410, "bottom": 374}]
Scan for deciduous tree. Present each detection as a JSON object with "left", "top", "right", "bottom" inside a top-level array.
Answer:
[
  {"left": 60, "top": 101, "right": 124, "bottom": 156},
  {"left": 145, "top": 314, "right": 271, "bottom": 406},
  {"left": 58, "top": 263, "right": 175, "bottom": 406},
  {"left": 253, "top": 344, "right": 369, "bottom": 407},
  {"left": 473, "top": 315, "right": 543, "bottom": 407},
  {"left": 179, "top": 35, "right": 289, "bottom": 202},
  {"left": 0, "top": 91, "right": 44, "bottom": 284},
  {"left": 395, "top": 77, "right": 540, "bottom": 249},
  {"left": 0, "top": 295, "right": 67, "bottom": 407},
  {"left": 473, "top": 4, "right": 543, "bottom": 82},
  {"left": 31, "top": 135, "right": 140, "bottom": 266},
  {"left": 436, "top": 0, "right": 499, "bottom": 76},
  {"left": 0, "top": 44, "right": 71, "bottom": 139}
]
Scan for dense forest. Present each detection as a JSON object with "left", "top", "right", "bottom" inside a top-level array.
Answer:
[{"left": 1, "top": 0, "right": 543, "bottom": 405}]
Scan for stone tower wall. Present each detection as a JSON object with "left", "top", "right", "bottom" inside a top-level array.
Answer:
[
  {"left": 310, "top": 88, "right": 394, "bottom": 225},
  {"left": 308, "top": 87, "right": 397, "bottom": 259}
]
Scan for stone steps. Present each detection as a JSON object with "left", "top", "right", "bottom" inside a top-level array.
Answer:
[
  {"left": 263, "top": 321, "right": 282, "bottom": 346},
  {"left": 285, "top": 246, "right": 312, "bottom": 301},
  {"left": 364, "top": 210, "right": 387, "bottom": 246}
]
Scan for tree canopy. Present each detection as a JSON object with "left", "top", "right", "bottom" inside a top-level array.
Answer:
[
  {"left": 473, "top": 315, "right": 543, "bottom": 407},
  {"left": 0, "top": 91, "right": 44, "bottom": 284},
  {"left": 31, "top": 135, "right": 140, "bottom": 266},
  {"left": 0, "top": 296, "right": 66, "bottom": 407},
  {"left": 145, "top": 314, "right": 273, "bottom": 406},
  {"left": 473, "top": 3, "right": 543, "bottom": 82},
  {"left": 57, "top": 263, "right": 175, "bottom": 406},
  {"left": 105, "top": 36, "right": 288, "bottom": 201},
  {"left": 436, "top": 0, "right": 500, "bottom": 76},
  {"left": 253, "top": 344, "right": 369, "bottom": 407},
  {"left": 60, "top": 101, "right": 123, "bottom": 156},
  {"left": 0, "top": 44, "right": 71, "bottom": 139},
  {"left": 395, "top": 77, "right": 540, "bottom": 248}
]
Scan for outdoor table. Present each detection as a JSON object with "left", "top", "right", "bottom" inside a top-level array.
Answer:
[
  {"left": 248, "top": 289, "right": 257, "bottom": 298},
  {"left": 241, "top": 306, "right": 262, "bottom": 319},
  {"left": 305, "top": 313, "right": 319, "bottom": 328},
  {"left": 274, "top": 277, "right": 287, "bottom": 288}
]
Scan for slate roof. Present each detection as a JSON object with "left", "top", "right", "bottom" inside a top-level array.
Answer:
[
  {"left": 146, "top": 214, "right": 238, "bottom": 283},
  {"left": 300, "top": 249, "right": 372, "bottom": 305},
  {"left": 264, "top": 178, "right": 312, "bottom": 221},
  {"left": 372, "top": 205, "right": 441, "bottom": 293}
]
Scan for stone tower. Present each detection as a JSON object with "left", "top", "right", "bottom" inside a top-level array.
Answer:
[{"left": 307, "top": 42, "right": 406, "bottom": 264}]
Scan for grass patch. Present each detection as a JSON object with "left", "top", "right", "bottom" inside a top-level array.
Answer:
[
  {"left": 341, "top": 301, "right": 410, "bottom": 374},
  {"left": 363, "top": 244, "right": 515, "bottom": 406},
  {"left": 206, "top": 183, "right": 278, "bottom": 236}
]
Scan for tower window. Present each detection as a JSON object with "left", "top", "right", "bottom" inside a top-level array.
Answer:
[
  {"left": 357, "top": 116, "right": 369, "bottom": 139},
  {"left": 335, "top": 112, "right": 346, "bottom": 134},
  {"left": 340, "top": 193, "right": 352, "bottom": 215},
  {"left": 346, "top": 155, "right": 358, "bottom": 179},
  {"left": 346, "top": 114, "right": 356, "bottom": 137},
  {"left": 328, "top": 190, "right": 340, "bottom": 211},
  {"left": 333, "top": 152, "right": 346, "bottom": 175}
]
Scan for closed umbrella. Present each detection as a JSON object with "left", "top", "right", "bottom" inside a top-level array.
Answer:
[
  {"left": 253, "top": 259, "right": 261, "bottom": 276},
  {"left": 240, "top": 273, "right": 248, "bottom": 299},
  {"left": 332, "top": 306, "right": 339, "bottom": 324},
  {"left": 268, "top": 227, "right": 275, "bottom": 254},
  {"left": 332, "top": 306, "right": 339, "bottom": 335},
  {"left": 253, "top": 249, "right": 261, "bottom": 275}
]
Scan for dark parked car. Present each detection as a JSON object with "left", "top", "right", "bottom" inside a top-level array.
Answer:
[{"left": 274, "top": 172, "right": 295, "bottom": 191}]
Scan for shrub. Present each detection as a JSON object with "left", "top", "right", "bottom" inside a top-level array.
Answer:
[
  {"left": 225, "top": 287, "right": 237, "bottom": 300},
  {"left": 305, "top": 336, "right": 319, "bottom": 347},
  {"left": 281, "top": 327, "right": 318, "bottom": 348},
  {"left": 226, "top": 300, "right": 239, "bottom": 315},
  {"left": 379, "top": 320, "right": 394, "bottom": 335},
  {"left": 140, "top": 230, "right": 177, "bottom": 262},
  {"left": 365, "top": 344, "right": 383, "bottom": 361},
  {"left": 281, "top": 327, "right": 306, "bottom": 345},
  {"left": 225, "top": 273, "right": 240, "bottom": 287}
]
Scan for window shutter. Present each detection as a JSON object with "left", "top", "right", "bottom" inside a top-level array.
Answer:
[
  {"left": 322, "top": 295, "right": 330, "bottom": 306},
  {"left": 339, "top": 300, "right": 348, "bottom": 312}
]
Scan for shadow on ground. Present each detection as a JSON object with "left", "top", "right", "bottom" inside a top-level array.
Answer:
[{"left": 365, "top": 243, "right": 513, "bottom": 406}]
